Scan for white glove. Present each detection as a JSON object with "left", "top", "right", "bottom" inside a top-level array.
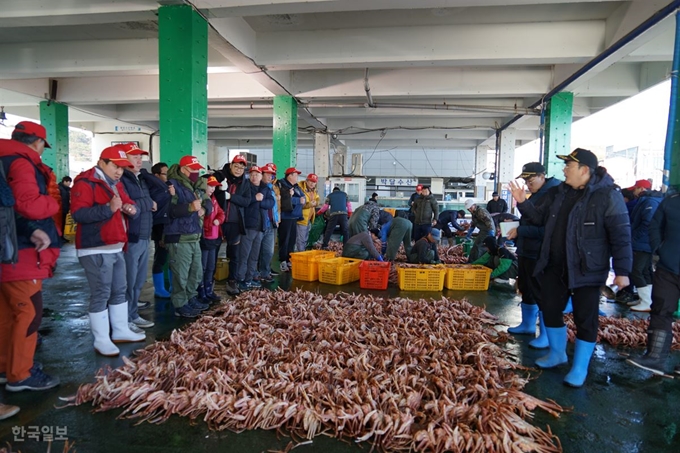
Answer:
[
  {"left": 224, "top": 192, "right": 231, "bottom": 200},
  {"left": 221, "top": 180, "right": 229, "bottom": 191}
]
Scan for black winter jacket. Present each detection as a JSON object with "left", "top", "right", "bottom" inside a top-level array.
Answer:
[
  {"left": 214, "top": 165, "right": 251, "bottom": 233},
  {"left": 138, "top": 169, "right": 172, "bottom": 226},
  {"left": 121, "top": 169, "right": 154, "bottom": 243},
  {"left": 243, "top": 183, "right": 275, "bottom": 231},
  {"left": 650, "top": 192, "right": 680, "bottom": 275},
  {"left": 517, "top": 168, "right": 632, "bottom": 288},
  {"left": 515, "top": 177, "right": 561, "bottom": 259}
]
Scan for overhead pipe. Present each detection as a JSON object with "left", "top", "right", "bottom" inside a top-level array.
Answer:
[
  {"left": 209, "top": 101, "right": 538, "bottom": 116},
  {"left": 663, "top": 10, "right": 680, "bottom": 192},
  {"left": 364, "top": 68, "right": 375, "bottom": 108},
  {"left": 500, "top": 0, "right": 680, "bottom": 132}
]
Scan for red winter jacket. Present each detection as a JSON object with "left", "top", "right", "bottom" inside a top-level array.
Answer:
[
  {"left": 71, "top": 167, "right": 136, "bottom": 249},
  {"left": 0, "top": 140, "right": 61, "bottom": 282},
  {"left": 203, "top": 195, "right": 225, "bottom": 240}
]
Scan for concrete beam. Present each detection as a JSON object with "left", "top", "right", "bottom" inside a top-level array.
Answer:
[
  {"left": 33, "top": 73, "right": 273, "bottom": 105},
  {"left": 605, "top": 0, "right": 670, "bottom": 47},
  {"left": 0, "top": 0, "right": 157, "bottom": 23},
  {"left": 198, "top": 0, "right": 612, "bottom": 17},
  {"left": 0, "top": 39, "right": 159, "bottom": 79},
  {"left": 258, "top": 21, "right": 604, "bottom": 69},
  {"left": 573, "top": 62, "right": 671, "bottom": 97},
  {"left": 561, "top": 15, "right": 675, "bottom": 92},
  {"left": 0, "top": 38, "right": 237, "bottom": 79},
  {"left": 290, "top": 67, "right": 553, "bottom": 98}
]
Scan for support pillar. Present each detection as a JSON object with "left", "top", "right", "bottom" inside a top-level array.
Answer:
[
  {"left": 332, "top": 144, "right": 347, "bottom": 176},
  {"left": 273, "top": 95, "right": 297, "bottom": 178},
  {"left": 543, "top": 92, "right": 573, "bottom": 178},
  {"left": 498, "top": 128, "right": 516, "bottom": 210},
  {"left": 39, "top": 101, "right": 69, "bottom": 178},
  {"left": 314, "top": 132, "right": 330, "bottom": 180},
  {"left": 158, "top": 4, "right": 208, "bottom": 168},
  {"left": 474, "top": 145, "right": 489, "bottom": 198},
  {"left": 663, "top": 12, "right": 680, "bottom": 191}
]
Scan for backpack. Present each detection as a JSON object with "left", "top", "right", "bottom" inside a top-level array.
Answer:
[{"left": 0, "top": 160, "right": 18, "bottom": 264}]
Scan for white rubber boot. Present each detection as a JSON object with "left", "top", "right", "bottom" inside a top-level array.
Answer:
[
  {"left": 88, "top": 311, "right": 120, "bottom": 356},
  {"left": 109, "top": 303, "right": 146, "bottom": 343},
  {"left": 631, "top": 285, "right": 652, "bottom": 312}
]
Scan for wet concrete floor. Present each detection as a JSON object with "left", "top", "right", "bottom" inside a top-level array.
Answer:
[{"left": 1, "top": 244, "right": 678, "bottom": 452}]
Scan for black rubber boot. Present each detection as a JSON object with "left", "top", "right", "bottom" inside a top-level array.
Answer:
[{"left": 626, "top": 329, "right": 672, "bottom": 375}]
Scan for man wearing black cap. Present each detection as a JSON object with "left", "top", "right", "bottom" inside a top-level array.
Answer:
[
  {"left": 486, "top": 191, "right": 508, "bottom": 214},
  {"left": 505, "top": 162, "right": 560, "bottom": 347},
  {"left": 509, "top": 148, "right": 632, "bottom": 388}
]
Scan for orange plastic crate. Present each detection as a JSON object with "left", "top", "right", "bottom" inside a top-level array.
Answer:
[
  {"left": 359, "top": 261, "right": 391, "bottom": 290},
  {"left": 318, "top": 257, "right": 363, "bottom": 285},
  {"left": 397, "top": 266, "right": 446, "bottom": 291},
  {"left": 444, "top": 265, "right": 492, "bottom": 291},
  {"left": 290, "top": 250, "right": 336, "bottom": 281}
]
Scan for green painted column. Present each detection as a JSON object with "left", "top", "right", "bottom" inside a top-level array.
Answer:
[
  {"left": 543, "top": 92, "right": 573, "bottom": 179},
  {"left": 40, "top": 101, "right": 69, "bottom": 178},
  {"left": 158, "top": 4, "right": 208, "bottom": 168},
  {"left": 39, "top": 101, "right": 69, "bottom": 178},
  {"left": 273, "top": 95, "right": 297, "bottom": 177}
]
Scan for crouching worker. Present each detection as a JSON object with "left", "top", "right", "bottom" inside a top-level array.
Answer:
[
  {"left": 342, "top": 228, "right": 383, "bottom": 261},
  {"left": 71, "top": 145, "right": 145, "bottom": 356},
  {"left": 408, "top": 228, "right": 441, "bottom": 264},
  {"left": 473, "top": 236, "right": 518, "bottom": 280},
  {"left": 383, "top": 216, "right": 412, "bottom": 261}
]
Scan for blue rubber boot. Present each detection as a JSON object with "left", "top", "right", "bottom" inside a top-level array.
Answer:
[
  {"left": 508, "top": 303, "right": 538, "bottom": 335},
  {"left": 529, "top": 311, "right": 549, "bottom": 349},
  {"left": 152, "top": 273, "right": 171, "bottom": 299},
  {"left": 535, "top": 327, "right": 568, "bottom": 369},
  {"left": 563, "top": 297, "right": 573, "bottom": 314},
  {"left": 564, "top": 339, "right": 596, "bottom": 387}
]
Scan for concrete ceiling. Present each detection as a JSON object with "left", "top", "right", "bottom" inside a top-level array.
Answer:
[{"left": 0, "top": 0, "right": 676, "bottom": 150}]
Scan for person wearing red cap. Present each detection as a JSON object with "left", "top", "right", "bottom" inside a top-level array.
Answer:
[
  {"left": 509, "top": 148, "right": 631, "bottom": 388},
  {"left": 0, "top": 121, "right": 62, "bottom": 391},
  {"left": 235, "top": 167, "right": 275, "bottom": 290},
  {"left": 164, "top": 155, "right": 211, "bottom": 317},
  {"left": 275, "top": 167, "right": 306, "bottom": 272},
  {"left": 198, "top": 175, "right": 225, "bottom": 303},
  {"left": 625, "top": 179, "right": 663, "bottom": 313},
  {"left": 71, "top": 145, "right": 145, "bottom": 357},
  {"left": 257, "top": 164, "right": 280, "bottom": 282},
  {"left": 119, "top": 143, "right": 156, "bottom": 331},
  {"left": 296, "top": 173, "right": 320, "bottom": 252},
  {"left": 212, "top": 155, "right": 252, "bottom": 295}
]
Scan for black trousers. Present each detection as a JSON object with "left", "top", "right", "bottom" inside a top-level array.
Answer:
[
  {"left": 630, "top": 250, "right": 653, "bottom": 288},
  {"left": 152, "top": 224, "right": 168, "bottom": 274},
  {"left": 414, "top": 223, "right": 432, "bottom": 242},
  {"left": 649, "top": 267, "right": 680, "bottom": 332},
  {"left": 222, "top": 222, "right": 241, "bottom": 282},
  {"left": 517, "top": 256, "right": 540, "bottom": 306},
  {"left": 540, "top": 265, "right": 601, "bottom": 342},
  {"left": 278, "top": 218, "right": 297, "bottom": 263},
  {"left": 322, "top": 214, "right": 349, "bottom": 247}
]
